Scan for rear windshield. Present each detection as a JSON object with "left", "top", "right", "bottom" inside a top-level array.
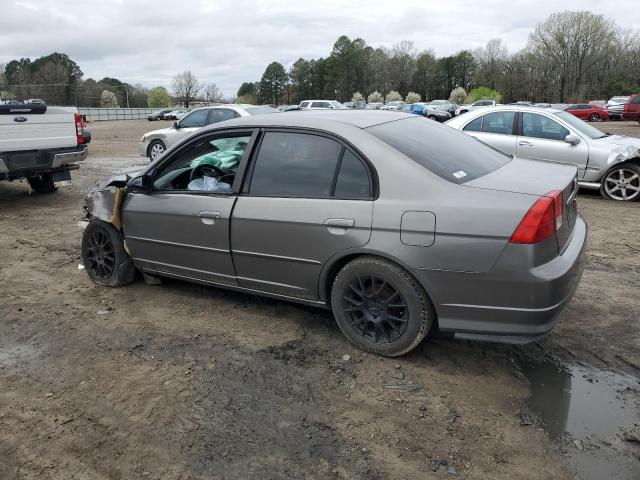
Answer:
[
  {"left": 366, "top": 117, "right": 511, "bottom": 184},
  {"left": 246, "top": 106, "right": 279, "bottom": 115}
]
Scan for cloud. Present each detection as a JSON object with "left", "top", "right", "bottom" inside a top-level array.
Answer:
[{"left": 1, "top": 0, "right": 638, "bottom": 95}]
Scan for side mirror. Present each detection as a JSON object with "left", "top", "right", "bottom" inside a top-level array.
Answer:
[
  {"left": 565, "top": 135, "right": 580, "bottom": 145},
  {"left": 127, "top": 174, "right": 152, "bottom": 194},
  {"left": 173, "top": 121, "right": 179, "bottom": 129}
]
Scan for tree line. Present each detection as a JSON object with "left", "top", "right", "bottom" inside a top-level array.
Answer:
[{"left": 247, "top": 10, "right": 640, "bottom": 106}]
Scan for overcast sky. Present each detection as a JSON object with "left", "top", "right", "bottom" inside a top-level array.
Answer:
[{"left": 1, "top": 0, "right": 638, "bottom": 96}]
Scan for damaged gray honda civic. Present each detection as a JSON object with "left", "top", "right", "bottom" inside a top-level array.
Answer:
[{"left": 82, "top": 110, "right": 587, "bottom": 356}]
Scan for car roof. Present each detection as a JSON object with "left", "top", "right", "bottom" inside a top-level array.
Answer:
[{"left": 200, "top": 110, "right": 412, "bottom": 132}]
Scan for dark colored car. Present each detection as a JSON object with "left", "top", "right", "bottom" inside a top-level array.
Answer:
[
  {"left": 623, "top": 94, "right": 640, "bottom": 122},
  {"left": 147, "top": 109, "right": 174, "bottom": 121},
  {"left": 564, "top": 104, "right": 609, "bottom": 122}
]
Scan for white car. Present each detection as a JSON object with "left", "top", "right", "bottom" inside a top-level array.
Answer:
[
  {"left": 139, "top": 104, "right": 278, "bottom": 161},
  {"left": 381, "top": 101, "right": 405, "bottom": 110},
  {"left": 299, "top": 100, "right": 346, "bottom": 110},
  {"left": 164, "top": 109, "right": 190, "bottom": 120},
  {"left": 446, "top": 105, "right": 640, "bottom": 201},
  {"left": 455, "top": 100, "right": 497, "bottom": 116}
]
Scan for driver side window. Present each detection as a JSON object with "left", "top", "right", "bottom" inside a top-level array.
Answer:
[{"left": 153, "top": 134, "right": 252, "bottom": 193}]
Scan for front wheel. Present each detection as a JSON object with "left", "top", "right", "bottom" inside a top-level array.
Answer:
[
  {"left": 27, "top": 173, "right": 56, "bottom": 193},
  {"left": 331, "top": 256, "right": 434, "bottom": 357},
  {"left": 589, "top": 113, "right": 600, "bottom": 122},
  {"left": 147, "top": 140, "right": 166, "bottom": 161},
  {"left": 81, "top": 220, "right": 136, "bottom": 287},
  {"left": 600, "top": 164, "right": 640, "bottom": 201}
]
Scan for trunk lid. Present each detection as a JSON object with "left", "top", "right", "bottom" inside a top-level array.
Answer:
[
  {"left": 0, "top": 106, "right": 78, "bottom": 153},
  {"left": 465, "top": 157, "right": 578, "bottom": 251}
]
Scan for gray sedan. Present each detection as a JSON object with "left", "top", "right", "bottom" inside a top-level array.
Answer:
[
  {"left": 446, "top": 105, "right": 640, "bottom": 201},
  {"left": 82, "top": 111, "right": 586, "bottom": 356}
]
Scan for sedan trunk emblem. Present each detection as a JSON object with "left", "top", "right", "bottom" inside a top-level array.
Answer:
[{"left": 14, "top": 116, "right": 27, "bottom": 123}]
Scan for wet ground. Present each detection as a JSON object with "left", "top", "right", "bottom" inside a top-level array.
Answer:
[{"left": 0, "top": 119, "right": 639, "bottom": 479}]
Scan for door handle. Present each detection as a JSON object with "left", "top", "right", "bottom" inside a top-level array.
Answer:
[
  {"left": 198, "top": 211, "right": 221, "bottom": 225},
  {"left": 324, "top": 218, "right": 355, "bottom": 228},
  {"left": 518, "top": 140, "right": 533, "bottom": 146}
]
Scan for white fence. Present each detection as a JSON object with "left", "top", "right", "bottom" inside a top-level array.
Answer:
[{"left": 78, "top": 108, "right": 158, "bottom": 121}]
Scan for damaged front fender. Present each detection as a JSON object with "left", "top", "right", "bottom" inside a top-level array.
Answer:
[{"left": 84, "top": 170, "right": 142, "bottom": 230}]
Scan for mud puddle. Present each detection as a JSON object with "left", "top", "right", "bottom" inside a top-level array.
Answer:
[{"left": 519, "top": 359, "right": 639, "bottom": 480}]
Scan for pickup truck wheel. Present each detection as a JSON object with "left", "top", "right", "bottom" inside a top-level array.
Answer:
[
  {"left": 82, "top": 220, "right": 136, "bottom": 287},
  {"left": 27, "top": 173, "right": 56, "bottom": 193},
  {"left": 331, "top": 256, "right": 434, "bottom": 357},
  {"left": 147, "top": 140, "right": 166, "bottom": 161},
  {"left": 600, "top": 164, "right": 640, "bottom": 201}
]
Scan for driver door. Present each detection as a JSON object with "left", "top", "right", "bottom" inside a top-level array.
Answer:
[{"left": 123, "top": 129, "right": 257, "bottom": 285}]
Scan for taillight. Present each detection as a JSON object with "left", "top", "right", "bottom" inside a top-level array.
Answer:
[
  {"left": 624, "top": 103, "right": 631, "bottom": 112},
  {"left": 509, "top": 191, "right": 563, "bottom": 244},
  {"left": 74, "top": 113, "right": 84, "bottom": 145}
]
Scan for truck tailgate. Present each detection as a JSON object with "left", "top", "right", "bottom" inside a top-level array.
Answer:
[{"left": 0, "top": 106, "right": 78, "bottom": 152}]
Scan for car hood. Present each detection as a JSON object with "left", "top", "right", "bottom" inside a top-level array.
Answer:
[
  {"left": 464, "top": 157, "right": 576, "bottom": 196},
  {"left": 594, "top": 134, "right": 640, "bottom": 150}
]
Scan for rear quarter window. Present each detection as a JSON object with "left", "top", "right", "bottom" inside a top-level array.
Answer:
[{"left": 367, "top": 117, "right": 511, "bottom": 184}]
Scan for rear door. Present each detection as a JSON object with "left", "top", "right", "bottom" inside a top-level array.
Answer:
[
  {"left": 517, "top": 112, "right": 589, "bottom": 178},
  {"left": 231, "top": 129, "right": 374, "bottom": 299},
  {"left": 462, "top": 110, "right": 518, "bottom": 156}
]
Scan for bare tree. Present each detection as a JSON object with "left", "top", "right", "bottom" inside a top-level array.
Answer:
[
  {"left": 172, "top": 70, "right": 201, "bottom": 108},
  {"left": 203, "top": 82, "right": 220, "bottom": 103}
]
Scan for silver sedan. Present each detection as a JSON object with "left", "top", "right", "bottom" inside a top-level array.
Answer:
[
  {"left": 446, "top": 105, "right": 640, "bottom": 201},
  {"left": 82, "top": 111, "right": 586, "bottom": 356}
]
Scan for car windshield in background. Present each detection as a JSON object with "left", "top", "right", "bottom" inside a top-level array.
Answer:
[
  {"left": 246, "top": 106, "right": 279, "bottom": 115},
  {"left": 330, "top": 101, "right": 346, "bottom": 109},
  {"left": 367, "top": 117, "right": 511, "bottom": 184},
  {"left": 555, "top": 111, "right": 607, "bottom": 139}
]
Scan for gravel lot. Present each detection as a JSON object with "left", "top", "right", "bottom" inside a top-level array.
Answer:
[{"left": 0, "top": 119, "right": 638, "bottom": 480}]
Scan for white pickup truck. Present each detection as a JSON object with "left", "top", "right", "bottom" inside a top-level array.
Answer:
[{"left": 0, "top": 102, "right": 90, "bottom": 192}]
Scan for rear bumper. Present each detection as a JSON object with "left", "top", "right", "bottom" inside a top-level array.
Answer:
[
  {"left": 412, "top": 216, "right": 587, "bottom": 343},
  {"left": 622, "top": 111, "right": 640, "bottom": 121},
  {"left": 0, "top": 145, "right": 87, "bottom": 181}
]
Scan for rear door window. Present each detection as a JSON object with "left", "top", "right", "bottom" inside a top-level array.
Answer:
[
  {"left": 367, "top": 116, "right": 510, "bottom": 184},
  {"left": 249, "top": 131, "right": 342, "bottom": 197},
  {"left": 208, "top": 109, "right": 237, "bottom": 124},
  {"left": 481, "top": 111, "right": 515, "bottom": 135}
]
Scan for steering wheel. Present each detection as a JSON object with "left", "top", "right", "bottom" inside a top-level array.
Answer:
[{"left": 190, "top": 163, "right": 226, "bottom": 182}]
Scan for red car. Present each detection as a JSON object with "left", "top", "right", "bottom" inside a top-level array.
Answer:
[
  {"left": 565, "top": 103, "right": 609, "bottom": 122},
  {"left": 622, "top": 94, "right": 640, "bottom": 122}
]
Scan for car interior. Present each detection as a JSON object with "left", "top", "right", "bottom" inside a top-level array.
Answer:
[{"left": 153, "top": 136, "right": 250, "bottom": 192}]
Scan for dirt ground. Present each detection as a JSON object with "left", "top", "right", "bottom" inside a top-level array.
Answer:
[{"left": 0, "top": 119, "right": 638, "bottom": 480}]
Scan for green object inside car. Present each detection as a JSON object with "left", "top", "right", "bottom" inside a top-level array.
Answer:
[{"left": 190, "top": 137, "right": 248, "bottom": 170}]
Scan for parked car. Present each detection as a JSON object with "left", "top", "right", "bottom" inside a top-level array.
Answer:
[
  {"left": 564, "top": 104, "right": 609, "bottom": 122},
  {"left": 381, "top": 101, "right": 405, "bottom": 110},
  {"left": 147, "top": 108, "right": 174, "bottom": 121},
  {"left": 622, "top": 93, "right": 640, "bottom": 123},
  {"left": 404, "top": 103, "right": 451, "bottom": 122},
  {"left": 428, "top": 100, "right": 457, "bottom": 116},
  {"left": 606, "top": 96, "right": 630, "bottom": 120},
  {"left": 0, "top": 102, "right": 90, "bottom": 192},
  {"left": 446, "top": 105, "right": 640, "bottom": 201},
  {"left": 299, "top": 100, "right": 346, "bottom": 110},
  {"left": 342, "top": 101, "right": 355, "bottom": 109},
  {"left": 82, "top": 110, "right": 586, "bottom": 356},
  {"left": 164, "top": 109, "right": 190, "bottom": 120},
  {"left": 139, "top": 105, "right": 278, "bottom": 161},
  {"left": 456, "top": 100, "right": 498, "bottom": 116},
  {"left": 365, "top": 102, "right": 383, "bottom": 110}
]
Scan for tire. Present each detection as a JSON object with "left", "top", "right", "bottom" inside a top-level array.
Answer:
[
  {"left": 81, "top": 219, "right": 136, "bottom": 287},
  {"left": 427, "top": 115, "right": 436, "bottom": 121},
  {"left": 589, "top": 113, "right": 600, "bottom": 122},
  {"left": 330, "top": 256, "right": 435, "bottom": 357},
  {"left": 27, "top": 173, "right": 56, "bottom": 193},
  {"left": 147, "top": 140, "right": 166, "bottom": 161},
  {"left": 600, "top": 163, "right": 640, "bottom": 202}
]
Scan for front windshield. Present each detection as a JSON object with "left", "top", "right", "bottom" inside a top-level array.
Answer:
[
  {"left": 555, "top": 111, "right": 607, "bottom": 139},
  {"left": 330, "top": 101, "right": 346, "bottom": 109}
]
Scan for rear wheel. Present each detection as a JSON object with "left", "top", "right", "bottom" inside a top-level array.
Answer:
[
  {"left": 600, "top": 163, "right": 640, "bottom": 201},
  {"left": 589, "top": 113, "right": 600, "bottom": 122},
  {"left": 81, "top": 220, "right": 136, "bottom": 287},
  {"left": 331, "top": 256, "right": 434, "bottom": 357},
  {"left": 427, "top": 115, "right": 436, "bottom": 121},
  {"left": 147, "top": 140, "right": 166, "bottom": 161},
  {"left": 27, "top": 173, "right": 56, "bottom": 193}
]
